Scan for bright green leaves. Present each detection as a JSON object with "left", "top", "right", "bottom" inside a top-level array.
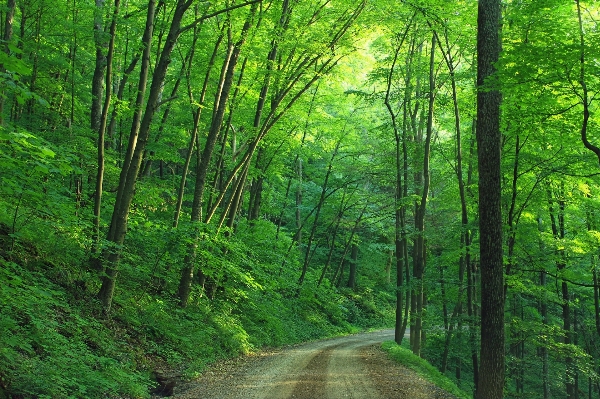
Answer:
[
  {"left": 0, "top": 127, "right": 80, "bottom": 241},
  {"left": 0, "top": 259, "right": 151, "bottom": 398}
]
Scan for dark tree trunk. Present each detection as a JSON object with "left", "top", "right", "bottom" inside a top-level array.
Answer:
[
  {"left": 318, "top": 192, "right": 348, "bottom": 286},
  {"left": 411, "top": 32, "right": 436, "bottom": 357},
  {"left": 247, "top": 0, "right": 293, "bottom": 222},
  {"left": 594, "top": 265, "right": 600, "bottom": 337},
  {"left": 383, "top": 19, "right": 413, "bottom": 346},
  {"left": 548, "top": 188, "right": 576, "bottom": 399},
  {"left": 97, "top": 0, "right": 157, "bottom": 311},
  {"left": 475, "top": 0, "right": 504, "bottom": 397},
  {"left": 346, "top": 243, "right": 358, "bottom": 290}
]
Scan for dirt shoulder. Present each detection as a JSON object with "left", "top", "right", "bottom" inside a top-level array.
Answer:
[{"left": 168, "top": 330, "right": 458, "bottom": 399}]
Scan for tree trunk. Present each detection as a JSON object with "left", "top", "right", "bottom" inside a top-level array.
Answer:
[
  {"left": 548, "top": 188, "right": 576, "bottom": 398},
  {"left": 0, "top": 0, "right": 16, "bottom": 124},
  {"left": 475, "top": 0, "right": 504, "bottom": 397},
  {"left": 247, "top": 0, "right": 293, "bottom": 222},
  {"left": 318, "top": 193, "right": 347, "bottom": 286},
  {"left": 332, "top": 206, "right": 366, "bottom": 286},
  {"left": 434, "top": 23, "right": 472, "bottom": 378},
  {"left": 173, "top": 29, "right": 222, "bottom": 228},
  {"left": 91, "top": 0, "right": 120, "bottom": 271},
  {"left": 98, "top": 0, "right": 192, "bottom": 312},
  {"left": 91, "top": 0, "right": 107, "bottom": 134},
  {"left": 107, "top": 54, "right": 140, "bottom": 150},
  {"left": 411, "top": 31, "right": 436, "bottom": 358},
  {"left": 346, "top": 243, "right": 358, "bottom": 290},
  {"left": 384, "top": 18, "right": 413, "bottom": 346},
  {"left": 206, "top": 54, "right": 247, "bottom": 219},
  {"left": 97, "top": 0, "right": 157, "bottom": 311},
  {"left": 298, "top": 140, "right": 340, "bottom": 285},
  {"left": 594, "top": 265, "right": 600, "bottom": 337},
  {"left": 178, "top": 3, "right": 258, "bottom": 307}
]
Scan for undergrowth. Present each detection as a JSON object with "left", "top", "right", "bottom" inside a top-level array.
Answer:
[
  {"left": 381, "top": 341, "right": 471, "bottom": 399},
  {"left": 0, "top": 219, "right": 394, "bottom": 398}
]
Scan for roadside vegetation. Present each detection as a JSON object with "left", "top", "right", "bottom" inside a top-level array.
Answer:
[
  {"left": 0, "top": 221, "right": 395, "bottom": 397},
  {"left": 381, "top": 341, "right": 470, "bottom": 399}
]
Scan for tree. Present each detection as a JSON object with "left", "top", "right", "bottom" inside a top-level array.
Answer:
[
  {"left": 475, "top": 0, "right": 504, "bottom": 398},
  {"left": 98, "top": 0, "right": 192, "bottom": 312}
]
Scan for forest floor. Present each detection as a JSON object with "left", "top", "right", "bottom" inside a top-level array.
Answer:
[{"left": 161, "top": 329, "right": 458, "bottom": 399}]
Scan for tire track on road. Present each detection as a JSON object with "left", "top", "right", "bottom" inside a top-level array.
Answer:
[{"left": 171, "top": 329, "right": 456, "bottom": 399}]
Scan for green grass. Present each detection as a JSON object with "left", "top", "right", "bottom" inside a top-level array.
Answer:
[{"left": 381, "top": 341, "right": 471, "bottom": 399}]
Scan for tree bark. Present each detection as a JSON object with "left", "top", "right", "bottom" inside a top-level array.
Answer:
[
  {"left": 383, "top": 17, "right": 414, "bottom": 346},
  {"left": 537, "top": 214, "right": 549, "bottom": 399},
  {"left": 97, "top": 0, "right": 156, "bottom": 309},
  {"left": 247, "top": 0, "right": 293, "bottom": 221},
  {"left": 173, "top": 29, "right": 223, "bottom": 228},
  {"left": 411, "top": 31, "right": 436, "bottom": 357},
  {"left": 317, "top": 191, "right": 348, "bottom": 286},
  {"left": 475, "top": 0, "right": 504, "bottom": 397}
]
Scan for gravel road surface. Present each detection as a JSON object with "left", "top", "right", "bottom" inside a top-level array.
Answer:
[{"left": 171, "top": 329, "right": 457, "bottom": 399}]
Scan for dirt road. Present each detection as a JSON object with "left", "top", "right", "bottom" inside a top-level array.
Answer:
[{"left": 172, "top": 329, "right": 457, "bottom": 399}]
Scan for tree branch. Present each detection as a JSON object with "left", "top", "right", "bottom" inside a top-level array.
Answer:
[{"left": 179, "top": 0, "right": 262, "bottom": 34}]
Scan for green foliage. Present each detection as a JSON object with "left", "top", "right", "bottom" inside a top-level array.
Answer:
[
  {"left": 381, "top": 341, "right": 471, "bottom": 399},
  {"left": 7, "top": 0, "right": 600, "bottom": 397},
  {"left": 0, "top": 258, "right": 150, "bottom": 398},
  {"left": 0, "top": 184, "right": 396, "bottom": 397}
]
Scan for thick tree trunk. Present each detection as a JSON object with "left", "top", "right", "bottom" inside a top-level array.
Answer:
[
  {"left": 97, "top": 0, "right": 156, "bottom": 310},
  {"left": 475, "top": 0, "right": 504, "bottom": 397}
]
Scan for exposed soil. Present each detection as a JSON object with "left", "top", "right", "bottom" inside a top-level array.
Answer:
[{"left": 167, "top": 329, "right": 458, "bottom": 399}]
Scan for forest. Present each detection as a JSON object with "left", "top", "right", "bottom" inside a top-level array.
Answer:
[{"left": 0, "top": 0, "right": 599, "bottom": 398}]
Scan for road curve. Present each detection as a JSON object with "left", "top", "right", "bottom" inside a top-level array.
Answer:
[{"left": 173, "top": 329, "right": 454, "bottom": 399}]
